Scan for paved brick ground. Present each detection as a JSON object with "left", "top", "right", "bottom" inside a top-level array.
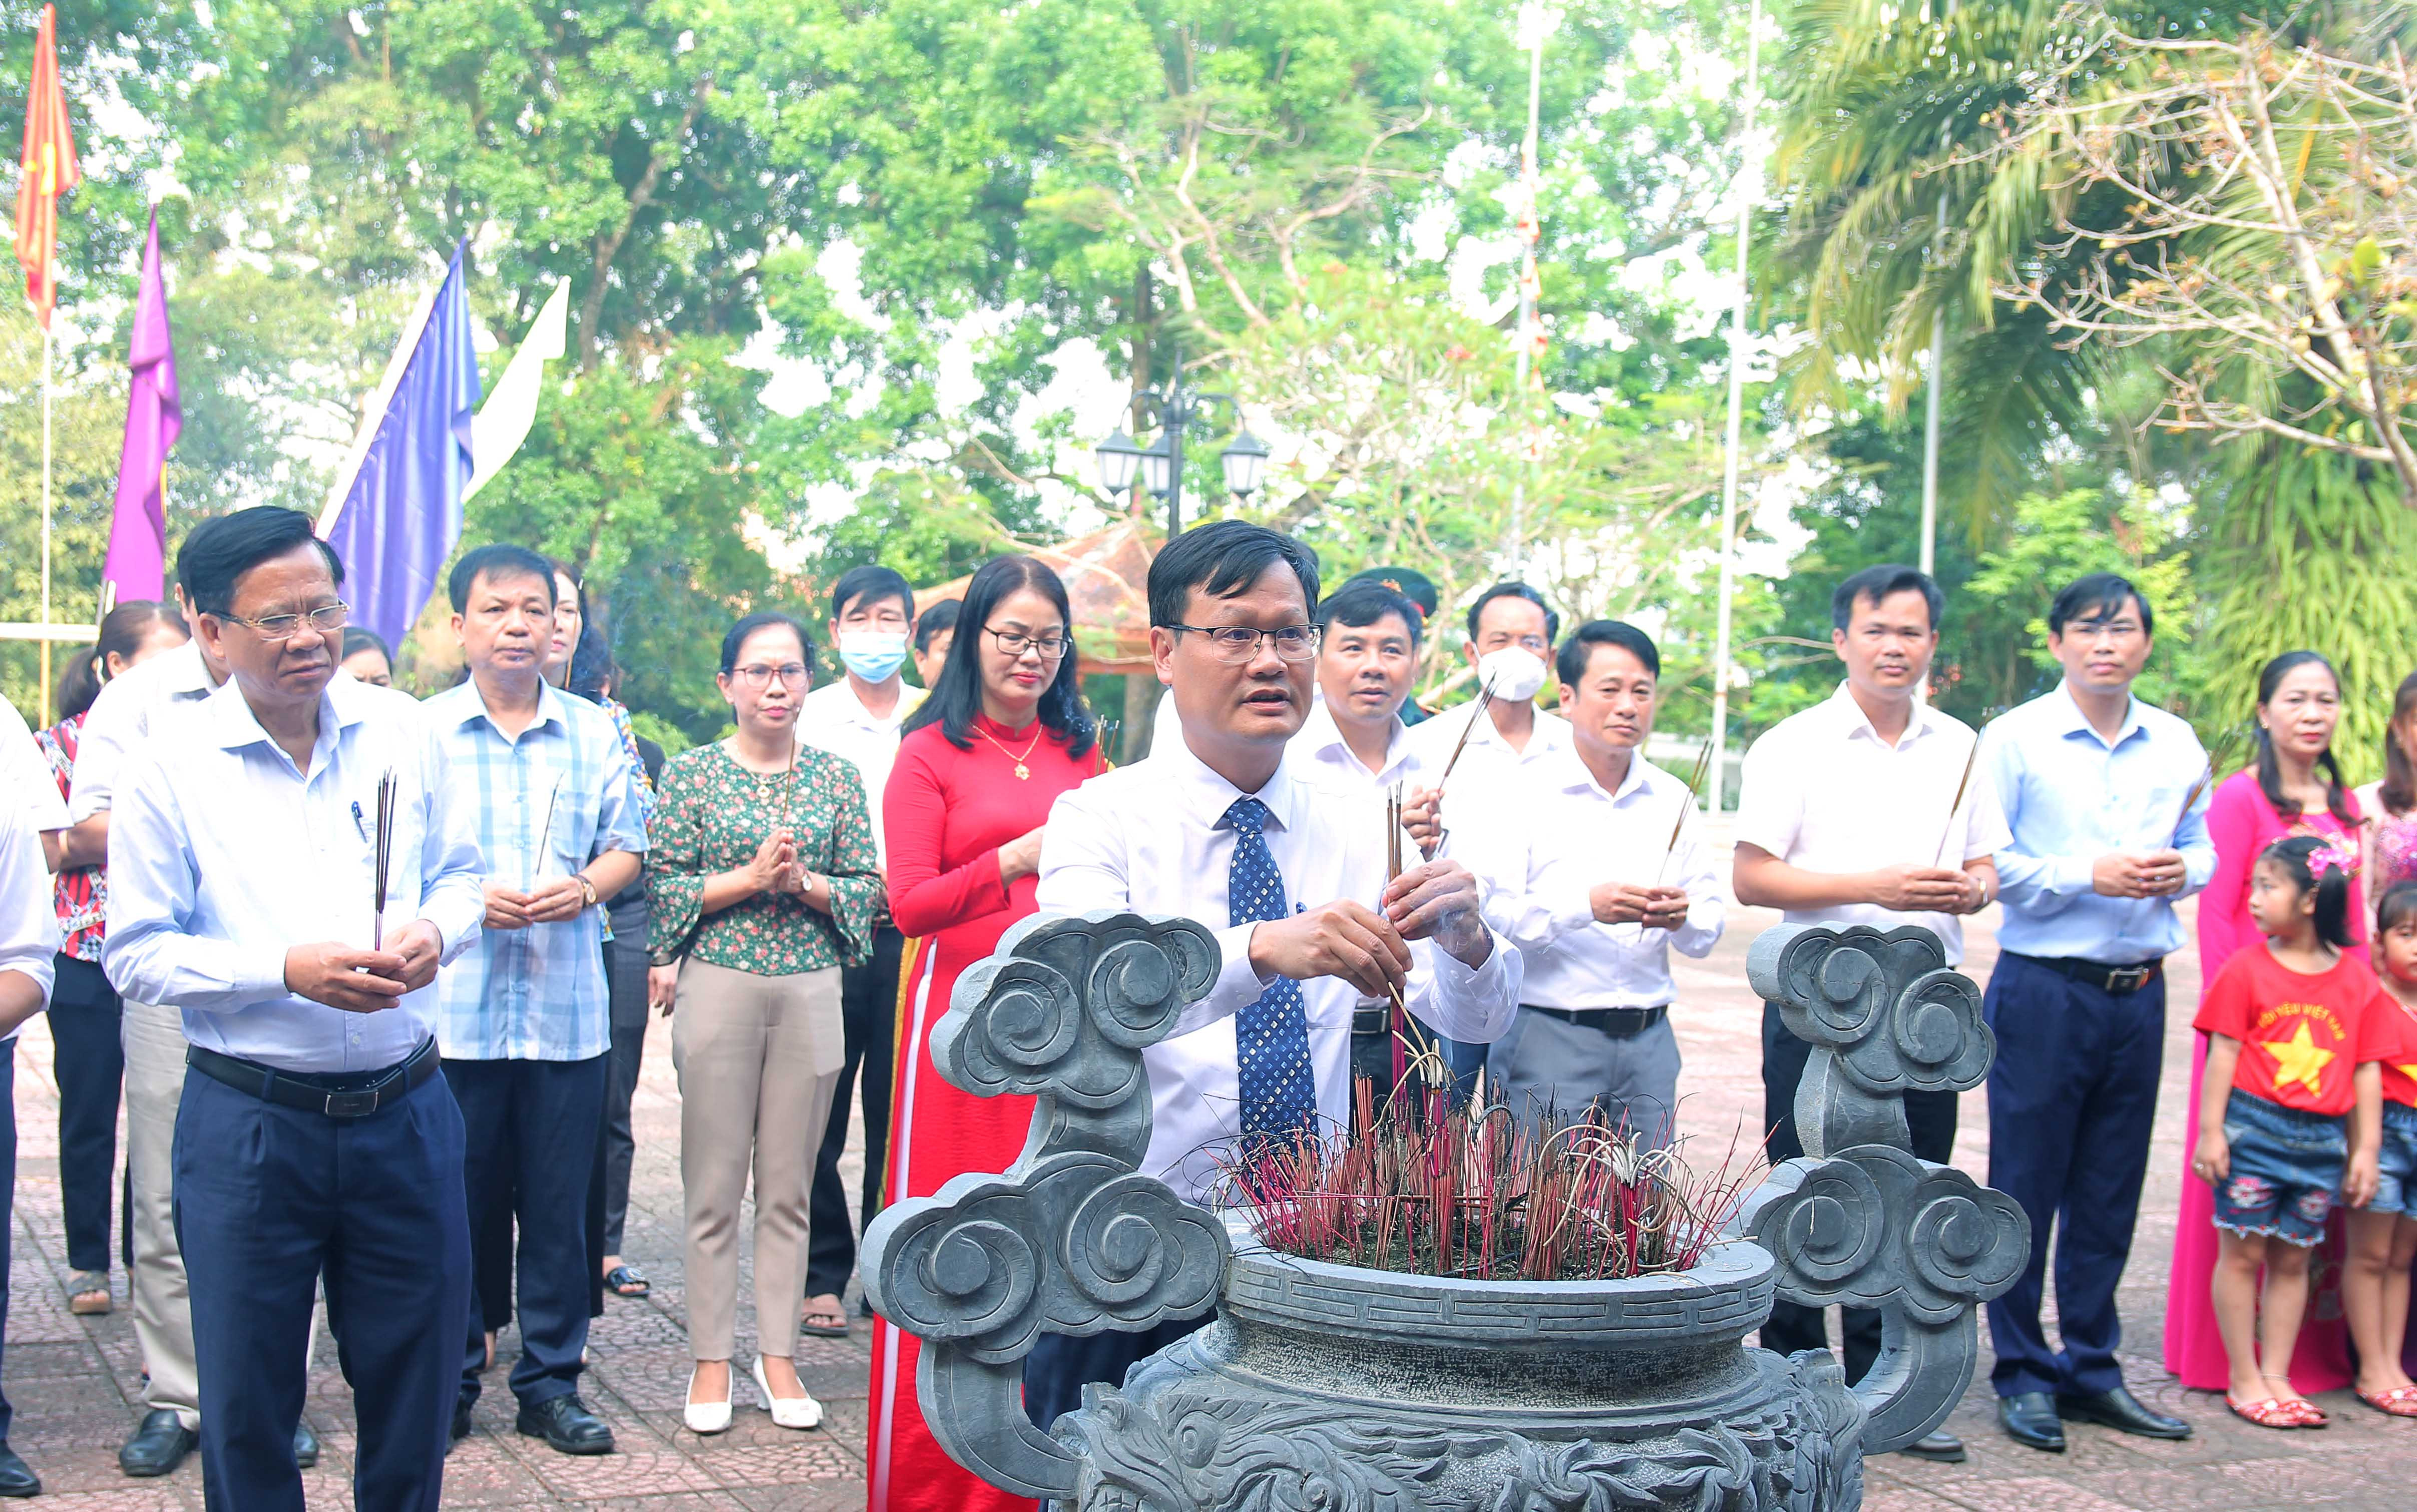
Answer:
[{"left": 7, "top": 892, "right": 2417, "bottom": 1507}]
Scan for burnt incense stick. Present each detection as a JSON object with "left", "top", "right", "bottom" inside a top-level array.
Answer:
[
  {"left": 371, "top": 768, "right": 396, "bottom": 951},
  {"left": 2173, "top": 727, "right": 2243, "bottom": 841},
  {"left": 1650, "top": 739, "right": 1716, "bottom": 887},
  {"left": 1933, "top": 734, "right": 1983, "bottom": 868},
  {"left": 1430, "top": 673, "right": 1499, "bottom": 798}
]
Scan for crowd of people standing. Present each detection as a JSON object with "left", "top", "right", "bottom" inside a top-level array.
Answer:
[{"left": 0, "top": 504, "right": 2415, "bottom": 1508}]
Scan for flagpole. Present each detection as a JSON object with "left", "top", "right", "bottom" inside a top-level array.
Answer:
[
  {"left": 38, "top": 317, "right": 52, "bottom": 723},
  {"left": 1707, "top": 0, "right": 1761, "bottom": 818}
]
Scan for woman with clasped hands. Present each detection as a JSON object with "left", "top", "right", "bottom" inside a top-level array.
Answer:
[
  {"left": 866, "top": 554, "right": 1105, "bottom": 1512},
  {"left": 645, "top": 612, "right": 882, "bottom": 1435}
]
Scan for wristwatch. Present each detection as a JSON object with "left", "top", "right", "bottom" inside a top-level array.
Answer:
[{"left": 576, "top": 875, "right": 599, "bottom": 910}]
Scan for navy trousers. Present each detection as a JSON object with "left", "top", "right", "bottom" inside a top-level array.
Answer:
[
  {"left": 47, "top": 954, "right": 122, "bottom": 1275},
  {"left": 1024, "top": 1312, "right": 1212, "bottom": 1433},
  {"left": 446, "top": 1054, "right": 606, "bottom": 1409},
  {"left": 174, "top": 1061, "right": 470, "bottom": 1512},
  {"left": 807, "top": 924, "right": 901, "bottom": 1298},
  {"left": 1759, "top": 999, "right": 1958, "bottom": 1383},
  {"left": 1982, "top": 952, "right": 2166, "bottom": 1399}
]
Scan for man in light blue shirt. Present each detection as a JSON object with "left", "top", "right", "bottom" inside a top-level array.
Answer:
[
  {"left": 104, "top": 507, "right": 487, "bottom": 1512},
  {"left": 423, "top": 544, "right": 643, "bottom": 1457},
  {"left": 1979, "top": 571, "right": 2214, "bottom": 1454}
]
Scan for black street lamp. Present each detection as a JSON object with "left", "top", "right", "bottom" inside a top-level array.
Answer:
[{"left": 1092, "top": 344, "right": 1268, "bottom": 537}]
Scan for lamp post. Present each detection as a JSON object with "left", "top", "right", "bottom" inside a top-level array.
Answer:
[{"left": 1093, "top": 344, "right": 1268, "bottom": 537}]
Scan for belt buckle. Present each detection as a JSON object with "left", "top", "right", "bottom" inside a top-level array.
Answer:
[
  {"left": 2108, "top": 965, "right": 2153, "bottom": 993},
  {"left": 322, "top": 1086, "right": 381, "bottom": 1118}
]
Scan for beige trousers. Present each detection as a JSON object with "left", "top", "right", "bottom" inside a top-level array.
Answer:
[
  {"left": 672, "top": 959, "right": 845, "bottom": 1364},
  {"left": 121, "top": 998, "right": 200, "bottom": 1426}
]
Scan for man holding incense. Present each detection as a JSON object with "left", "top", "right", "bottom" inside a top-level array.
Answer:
[
  {"left": 1475, "top": 621, "right": 1722, "bottom": 1149},
  {"left": 425, "top": 544, "right": 645, "bottom": 1456},
  {"left": 1035, "top": 519, "right": 1520, "bottom": 1431},
  {"left": 1730, "top": 562, "right": 2004, "bottom": 1465},
  {"left": 1976, "top": 572, "right": 2207, "bottom": 1452},
  {"left": 104, "top": 506, "right": 487, "bottom": 1510}
]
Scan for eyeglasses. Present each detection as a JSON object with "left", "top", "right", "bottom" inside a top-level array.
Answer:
[
  {"left": 2064, "top": 619, "right": 2144, "bottom": 642},
  {"left": 984, "top": 628, "right": 1070, "bottom": 660},
  {"left": 729, "top": 663, "right": 810, "bottom": 688},
  {"left": 1163, "top": 623, "right": 1323, "bottom": 664},
  {"left": 216, "top": 602, "right": 349, "bottom": 642}
]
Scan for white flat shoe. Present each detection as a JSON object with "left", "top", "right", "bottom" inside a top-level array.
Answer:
[
  {"left": 683, "top": 1366, "right": 733, "bottom": 1434},
  {"left": 751, "top": 1356, "right": 824, "bottom": 1430}
]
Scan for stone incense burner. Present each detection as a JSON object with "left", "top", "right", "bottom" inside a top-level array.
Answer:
[{"left": 864, "top": 915, "right": 2029, "bottom": 1511}]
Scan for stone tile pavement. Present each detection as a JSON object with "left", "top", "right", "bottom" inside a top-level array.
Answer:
[{"left": 5, "top": 897, "right": 2416, "bottom": 1507}]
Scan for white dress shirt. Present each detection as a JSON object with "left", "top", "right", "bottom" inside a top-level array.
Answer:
[
  {"left": 68, "top": 639, "right": 219, "bottom": 822},
  {"left": 1037, "top": 737, "right": 1522, "bottom": 1203},
  {"left": 1478, "top": 747, "right": 1724, "bottom": 1010},
  {"left": 795, "top": 677, "right": 923, "bottom": 867},
  {"left": 1, "top": 696, "right": 67, "bottom": 834},
  {"left": 1407, "top": 699, "right": 1572, "bottom": 797},
  {"left": 104, "top": 674, "right": 488, "bottom": 1073},
  {"left": 0, "top": 802, "right": 58, "bottom": 1041},
  {"left": 1733, "top": 682, "right": 2010, "bottom": 965},
  {"left": 1286, "top": 699, "right": 1426, "bottom": 795}
]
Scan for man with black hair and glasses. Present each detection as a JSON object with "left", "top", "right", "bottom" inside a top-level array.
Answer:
[
  {"left": 105, "top": 505, "right": 487, "bottom": 1511},
  {"left": 1976, "top": 572, "right": 2206, "bottom": 1452},
  {"left": 1033, "top": 519, "right": 1521, "bottom": 1431},
  {"left": 796, "top": 564, "right": 922, "bottom": 1337},
  {"left": 1731, "top": 561, "right": 2006, "bottom": 1465},
  {"left": 426, "top": 543, "right": 644, "bottom": 1457}
]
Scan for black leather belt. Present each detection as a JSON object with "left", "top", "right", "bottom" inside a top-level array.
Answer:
[
  {"left": 187, "top": 1039, "right": 440, "bottom": 1119},
  {"left": 2007, "top": 952, "right": 2161, "bottom": 996},
  {"left": 1351, "top": 1001, "right": 1393, "bottom": 1039},
  {"left": 1524, "top": 1004, "right": 1668, "bottom": 1038}
]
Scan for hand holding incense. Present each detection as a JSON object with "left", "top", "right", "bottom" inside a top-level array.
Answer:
[{"left": 371, "top": 768, "right": 397, "bottom": 951}]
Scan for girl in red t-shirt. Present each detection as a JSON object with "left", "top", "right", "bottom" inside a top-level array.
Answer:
[
  {"left": 2192, "top": 835, "right": 2394, "bottom": 1429},
  {"left": 2345, "top": 878, "right": 2417, "bottom": 1417}
]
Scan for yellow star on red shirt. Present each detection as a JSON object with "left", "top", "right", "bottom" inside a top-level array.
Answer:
[{"left": 2261, "top": 1020, "right": 2334, "bottom": 1098}]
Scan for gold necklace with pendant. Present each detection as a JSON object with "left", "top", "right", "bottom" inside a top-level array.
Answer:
[{"left": 972, "top": 722, "right": 1044, "bottom": 780}]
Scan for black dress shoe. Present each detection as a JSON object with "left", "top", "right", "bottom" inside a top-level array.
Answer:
[
  {"left": 451, "top": 1397, "right": 474, "bottom": 1445},
  {"left": 1898, "top": 1429, "right": 1966, "bottom": 1462},
  {"left": 120, "top": 1408, "right": 198, "bottom": 1477},
  {"left": 1999, "top": 1392, "right": 2066, "bottom": 1452},
  {"left": 293, "top": 1417, "right": 320, "bottom": 1468},
  {"left": 0, "top": 1443, "right": 37, "bottom": 1498},
  {"left": 516, "top": 1393, "right": 614, "bottom": 1455},
  {"left": 2058, "top": 1385, "right": 2192, "bottom": 1439}
]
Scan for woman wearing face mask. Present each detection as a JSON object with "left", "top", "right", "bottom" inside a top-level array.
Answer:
[
  {"left": 793, "top": 566, "right": 923, "bottom": 1339},
  {"left": 2166, "top": 650, "right": 2368, "bottom": 1395},
  {"left": 647, "top": 612, "right": 882, "bottom": 1433},
  {"left": 867, "top": 554, "right": 1102, "bottom": 1512}
]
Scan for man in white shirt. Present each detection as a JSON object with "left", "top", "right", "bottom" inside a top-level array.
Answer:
[
  {"left": 0, "top": 802, "right": 60, "bottom": 1497},
  {"left": 1406, "top": 580, "right": 1571, "bottom": 791},
  {"left": 104, "top": 505, "right": 487, "bottom": 1511},
  {"left": 62, "top": 584, "right": 249, "bottom": 1479},
  {"left": 795, "top": 564, "right": 926, "bottom": 1334},
  {"left": 1731, "top": 563, "right": 2008, "bottom": 1464},
  {"left": 1034, "top": 519, "right": 1521, "bottom": 1432},
  {"left": 1478, "top": 622, "right": 1723, "bottom": 1148}
]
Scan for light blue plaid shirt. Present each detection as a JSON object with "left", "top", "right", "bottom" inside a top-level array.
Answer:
[{"left": 427, "top": 680, "right": 647, "bottom": 1061}]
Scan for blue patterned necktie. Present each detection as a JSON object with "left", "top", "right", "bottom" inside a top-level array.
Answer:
[{"left": 1226, "top": 797, "right": 1317, "bottom": 1142}]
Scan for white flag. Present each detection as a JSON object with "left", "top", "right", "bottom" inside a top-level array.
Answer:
[{"left": 464, "top": 278, "right": 570, "bottom": 505}]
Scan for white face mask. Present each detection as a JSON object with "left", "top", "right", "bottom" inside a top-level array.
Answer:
[{"left": 1476, "top": 646, "right": 1549, "bottom": 704}]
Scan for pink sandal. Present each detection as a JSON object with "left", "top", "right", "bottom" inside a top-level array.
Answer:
[{"left": 2227, "top": 1395, "right": 2303, "bottom": 1430}]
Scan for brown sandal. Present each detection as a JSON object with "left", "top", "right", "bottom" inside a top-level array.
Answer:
[
  {"left": 66, "top": 1270, "right": 109, "bottom": 1316},
  {"left": 2226, "top": 1395, "right": 2303, "bottom": 1430}
]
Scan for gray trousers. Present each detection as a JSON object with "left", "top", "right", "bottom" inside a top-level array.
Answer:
[
  {"left": 1486, "top": 1007, "right": 1681, "bottom": 1149},
  {"left": 123, "top": 998, "right": 201, "bottom": 1427}
]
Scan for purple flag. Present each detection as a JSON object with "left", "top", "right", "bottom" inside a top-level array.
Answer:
[
  {"left": 322, "top": 239, "right": 480, "bottom": 652},
  {"left": 101, "top": 209, "right": 180, "bottom": 607}
]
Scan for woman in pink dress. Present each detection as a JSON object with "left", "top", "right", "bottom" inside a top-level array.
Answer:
[
  {"left": 2356, "top": 672, "right": 2417, "bottom": 897},
  {"left": 2167, "top": 651, "right": 2366, "bottom": 1391}
]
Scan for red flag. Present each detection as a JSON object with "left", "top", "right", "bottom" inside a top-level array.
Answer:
[{"left": 15, "top": 4, "right": 78, "bottom": 326}]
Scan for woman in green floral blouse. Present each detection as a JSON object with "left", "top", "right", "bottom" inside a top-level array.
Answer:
[{"left": 646, "top": 611, "right": 882, "bottom": 1434}]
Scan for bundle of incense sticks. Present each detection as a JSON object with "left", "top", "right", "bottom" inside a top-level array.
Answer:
[
  {"left": 1382, "top": 784, "right": 1439, "bottom": 1086},
  {"left": 1430, "top": 673, "right": 1499, "bottom": 798},
  {"left": 1933, "top": 733, "right": 1983, "bottom": 868},
  {"left": 2173, "top": 727, "right": 2244, "bottom": 840},
  {"left": 371, "top": 768, "right": 397, "bottom": 950},
  {"left": 1650, "top": 739, "right": 1716, "bottom": 886},
  {"left": 531, "top": 773, "right": 563, "bottom": 891}
]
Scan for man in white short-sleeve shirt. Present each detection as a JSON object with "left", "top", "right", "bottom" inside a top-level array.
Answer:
[{"left": 1731, "top": 563, "right": 2007, "bottom": 1465}]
